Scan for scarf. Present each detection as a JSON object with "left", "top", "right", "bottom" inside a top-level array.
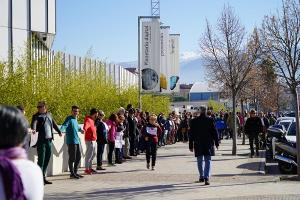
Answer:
[{"left": 0, "top": 147, "right": 27, "bottom": 200}]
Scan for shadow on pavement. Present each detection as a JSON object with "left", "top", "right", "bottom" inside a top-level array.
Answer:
[
  {"left": 236, "top": 162, "right": 261, "bottom": 171},
  {"left": 45, "top": 180, "right": 277, "bottom": 200}
]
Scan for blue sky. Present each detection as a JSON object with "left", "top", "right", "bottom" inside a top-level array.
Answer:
[{"left": 52, "top": 0, "right": 283, "bottom": 63}]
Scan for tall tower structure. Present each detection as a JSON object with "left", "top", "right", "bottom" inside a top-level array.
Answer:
[{"left": 151, "top": 0, "right": 160, "bottom": 16}]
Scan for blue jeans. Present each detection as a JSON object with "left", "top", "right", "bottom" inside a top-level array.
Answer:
[{"left": 197, "top": 155, "right": 211, "bottom": 179}]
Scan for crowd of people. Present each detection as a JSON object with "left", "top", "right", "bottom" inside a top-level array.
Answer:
[{"left": 0, "top": 101, "right": 279, "bottom": 199}]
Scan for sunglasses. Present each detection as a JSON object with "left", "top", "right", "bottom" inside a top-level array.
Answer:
[{"left": 37, "top": 106, "right": 44, "bottom": 108}]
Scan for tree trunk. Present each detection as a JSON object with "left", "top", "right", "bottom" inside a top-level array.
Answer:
[
  {"left": 292, "top": 88, "right": 300, "bottom": 177},
  {"left": 241, "top": 99, "right": 246, "bottom": 145},
  {"left": 232, "top": 92, "right": 237, "bottom": 155}
]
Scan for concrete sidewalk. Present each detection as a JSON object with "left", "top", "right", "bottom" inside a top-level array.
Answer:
[{"left": 45, "top": 139, "right": 300, "bottom": 200}]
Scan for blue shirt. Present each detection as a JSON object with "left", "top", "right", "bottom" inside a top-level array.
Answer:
[{"left": 60, "top": 116, "right": 82, "bottom": 144}]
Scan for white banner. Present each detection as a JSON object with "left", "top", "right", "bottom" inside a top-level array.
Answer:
[
  {"left": 160, "top": 26, "right": 170, "bottom": 92},
  {"left": 169, "top": 34, "right": 180, "bottom": 92},
  {"left": 141, "top": 19, "right": 161, "bottom": 92}
]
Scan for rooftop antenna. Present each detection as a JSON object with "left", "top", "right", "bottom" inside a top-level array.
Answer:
[{"left": 151, "top": 0, "right": 160, "bottom": 16}]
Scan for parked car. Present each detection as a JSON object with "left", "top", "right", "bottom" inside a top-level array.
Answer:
[{"left": 266, "top": 117, "right": 295, "bottom": 162}]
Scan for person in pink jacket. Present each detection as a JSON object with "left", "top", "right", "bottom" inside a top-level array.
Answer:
[{"left": 106, "top": 114, "right": 118, "bottom": 166}]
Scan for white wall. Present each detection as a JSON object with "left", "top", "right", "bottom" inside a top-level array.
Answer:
[
  {"left": 48, "top": 0, "right": 56, "bottom": 34},
  {"left": 0, "top": 28, "right": 8, "bottom": 61},
  {"left": 0, "top": 0, "right": 9, "bottom": 61},
  {"left": 31, "top": 0, "right": 46, "bottom": 33},
  {"left": 28, "top": 133, "right": 108, "bottom": 176}
]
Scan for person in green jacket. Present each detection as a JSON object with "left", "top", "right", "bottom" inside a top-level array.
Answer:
[{"left": 60, "top": 106, "right": 84, "bottom": 179}]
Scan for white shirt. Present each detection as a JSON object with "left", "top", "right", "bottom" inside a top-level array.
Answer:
[{"left": 0, "top": 159, "right": 44, "bottom": 200}]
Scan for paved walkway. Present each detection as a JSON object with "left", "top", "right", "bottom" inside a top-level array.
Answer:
[{"left": 45, "top": 139, "right": 300, "bottom": 200}]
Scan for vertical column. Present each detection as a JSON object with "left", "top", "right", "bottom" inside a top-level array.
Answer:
[{"left": 8, "top": 0, "right": 13, "bottom": 68}]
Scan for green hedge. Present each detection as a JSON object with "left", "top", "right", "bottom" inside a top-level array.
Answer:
[{"left": 0, "top": 55, "right": 170, "bottom": 123}]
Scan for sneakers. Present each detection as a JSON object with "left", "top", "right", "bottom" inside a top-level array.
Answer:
[
  {"left": 75, "top": 173, "right": 84, "bottom": 178},
  {"left": 96, "top": 166, "right": 106, "bottom": 170},
  {"left": 198, "top": 178, "right": 204, "bottom": 183},
  {"left": 151, "top": 166, "right": 155, "bottom": 171},
  {"left": 44, "top": 178, "right": 52, "bottom": 185},
  {"left": 204, "top": 178, "right": 210, "bottom": 185},
  {"left": 146, "top": 163, "right": 150, "bottom": 169},
  {"left": 84, "top": 169, "right": 92, "bottom": 175},
  {"left": 70, "top": 174, "right": 80, "bottom": 179}
]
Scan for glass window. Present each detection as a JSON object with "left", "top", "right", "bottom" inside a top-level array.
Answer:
[{"left": 287, "top": 122, "right": 296, "bottom": 136}]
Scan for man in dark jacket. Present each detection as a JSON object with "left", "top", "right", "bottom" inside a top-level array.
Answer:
[
  {"left": 128, "top": 108, "right": 138, "bottom": 156},
  {"left": 189, "top": 106, "right": 219, "bottom": 185},
  {"left": 31, "top": 101, "right": 62, "bottom": 184},
  {"left": 244, "top": 110, "right": 263, "bottom": 158}
]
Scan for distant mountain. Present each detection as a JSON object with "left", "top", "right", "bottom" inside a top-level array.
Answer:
[{"left": 118, "top": 51, "right": 207, "bottom": 84}]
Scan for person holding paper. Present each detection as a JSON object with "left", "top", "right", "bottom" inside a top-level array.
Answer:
[{"left": 141, "top": 114, "right": 162, "bottom": 170}]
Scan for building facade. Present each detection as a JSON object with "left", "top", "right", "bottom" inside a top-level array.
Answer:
[
  {"left": 0, "top": 0, "right": 137, "bottom": 88},
  {"left": 189, "top": 82, "right": 220, "bottom": 101},
  {"left": 0, "top": 0, "right": 56, "bottom": 61}
]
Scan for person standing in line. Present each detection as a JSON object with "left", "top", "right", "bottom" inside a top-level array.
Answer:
[
  {"left": 115, "top": 115, "right": 125, "bottom": 164},
  {"left": 17, "top": 105, "right": 34, "bottom": 153},
  {"left": 106, "top": 113, "right": 118, "bottom": 166},
  {"left": 95, "top": 110, "right": 108, "bottom": 170},
  {"left": 189, "top": 106, "right": 219, "bottom": 185},
  {"left": 122, "top": 110, "right": 132, "bottom": 160},
  {"left": 142, "top": 114, "right": 162, "bottom": 170},
  {"left": 60, "top": 106, "right": 84, "bottom": 179},
  {"left": 83, "top": 108, "right": 98, "bottom": 174},
  {"left": 0, "top": 105, "right": 44, "bottom": 200},
  {"left": 31, "top": 101, "right": 62, "bottom": 184},
  {"left": 128, "top": 108, "right": 138, "bottom": 156},
  {"left": 244, "top": 110, "right": 263, "bottom": 158}
]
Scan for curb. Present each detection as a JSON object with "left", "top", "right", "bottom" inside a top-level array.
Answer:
[{"left": 258, "top": 150, "right": 266, "bottom": 175}]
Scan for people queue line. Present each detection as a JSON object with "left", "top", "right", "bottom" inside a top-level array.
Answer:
[{"left": 0, "top": 102, "right": 277, "bottom": 199}]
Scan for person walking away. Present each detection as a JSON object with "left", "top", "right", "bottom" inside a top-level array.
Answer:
[
  {"left": 215, "top": 115, "right": 226, "bottom": 142},
  {"left": 83, "top": 108, "right": 98, "bottom": 174},
  {"left": 189, "top": 106, "right": 219, "bottom": 185},
  {"left": 142, "top": 114, "right": 162, "bottom": 170},
  {"left": 115, "top": 115, "right": 125, "bottom": 164},
  {"left": 106, "top": 113, "right": 118, "bottom": 166},
  {"left": 259, "top": 112, "right": 270, "bottom": 149},
  {"left": 244, "top": 110, "right": 263, "bottom": 158},
  {"left": 0, "top": 105, "right": 44, "bottom": 200},
  {"left": 95, "top": 110, "right": 108, "bottom": 170},
  {"left": 31, "top": 101, "right": 62, "bottom": 184},
  {"left": 60, "top": 106, "right": 84, "bottom": 179}
]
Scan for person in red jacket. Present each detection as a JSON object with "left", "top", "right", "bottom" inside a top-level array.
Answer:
[
  {"left": 83, "top": 108, "right": 98, "bottom": 174},
  {"left": 142, "top": 114, "right": 162, "bottom": 170}
]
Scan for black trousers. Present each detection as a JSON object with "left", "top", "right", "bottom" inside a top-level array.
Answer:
[
  {"left": 146, "top": 140, "right": 157, "bottom": 167},
  {"left": 108, "top": 141, "right": 115, "bottom": 164},
  {"left": 97, "top": 143, "right": 105, "bottom": 167},
  {"left": 249, "top": 134, "right": 259, "bottom": 155},
  {"left": 129, "top": 136, "right": 136, "bottom": 156},
  {"left": 67, "top": 144, "right": 81, "bottom": 174}
]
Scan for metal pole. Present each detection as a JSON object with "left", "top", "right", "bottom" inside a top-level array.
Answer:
[
  {"left": 295, "top": 87, "right": 300, "bottom": 177},
  {"left": 138, "top": 16, "right": 142, "bottom": 110}
]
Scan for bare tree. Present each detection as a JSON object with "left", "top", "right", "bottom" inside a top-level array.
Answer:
[
  {"left": 260, "top": 0, "right": 300, "bottom": 175},
  {"left": 200, "top": 5, "right": 260, "bottom": 155}
]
